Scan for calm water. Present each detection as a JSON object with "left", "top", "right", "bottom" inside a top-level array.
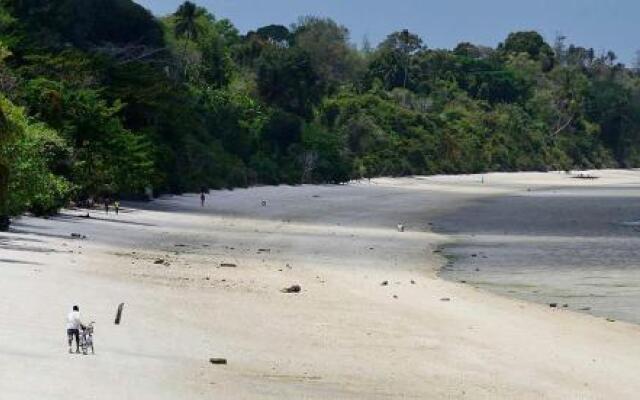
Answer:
[{"left": 435, "top": 186, "right": 640, "bottom": 324}]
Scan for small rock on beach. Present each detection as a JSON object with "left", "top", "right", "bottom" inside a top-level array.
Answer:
[{"left": 281, "top": 285, "right": 301, "bottom": 293}]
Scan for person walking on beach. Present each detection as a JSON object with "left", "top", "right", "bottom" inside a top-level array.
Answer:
[
  {"left": 114, "top": 200, "right": 120, "bottom": 215},
  {"left": 104, "top": 198, "right": 110, "bottom": 214},
  {"left": 66, "top": 305, "right": 84, "bottom": 354},
  {"left": 200, "top": 192, "right": 206, "bottom": 207}
]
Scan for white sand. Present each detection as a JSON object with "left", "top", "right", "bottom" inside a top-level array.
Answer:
[{"left": 1, "top": 170, "right": 640, "bottom": 399}]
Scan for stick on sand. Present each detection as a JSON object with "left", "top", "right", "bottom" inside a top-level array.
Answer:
[{"left": 115, "top": 303, "right": 125, "bottom": 325}]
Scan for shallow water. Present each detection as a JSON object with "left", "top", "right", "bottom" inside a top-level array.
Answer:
[{"left": 435, "top": 185, "right": 640, "bottom": 324}]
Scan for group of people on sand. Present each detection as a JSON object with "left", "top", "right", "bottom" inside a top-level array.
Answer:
[
  {"left": 103, "top": 198, "right": 120, "bottom": 215},
  {"left": 82, "top": 197, "right": 120, "bottom": 215}
]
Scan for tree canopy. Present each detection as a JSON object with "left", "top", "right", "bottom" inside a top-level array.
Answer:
[{"left": 1, "top": 0, "right": 640, "bottom": 228}]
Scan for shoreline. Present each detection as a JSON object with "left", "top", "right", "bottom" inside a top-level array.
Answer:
[
  {"left": 433, "top": 176, "right": 640, "bottom": 326},
  {"left": 2, "top": 170, "right": 640, "bottom": 399}
]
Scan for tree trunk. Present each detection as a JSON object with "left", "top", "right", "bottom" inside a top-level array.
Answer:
[
  {"left": 182, "top": 36, "right": 191, "bottom": 79},
  {"left": 0, "top": 163, "right": 9, "bottom": 231}
]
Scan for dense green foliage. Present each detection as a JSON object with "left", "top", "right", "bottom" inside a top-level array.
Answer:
[
  {"left": 0, "top": 95, "right": 70, "bottom": 219},
  {"left": 1, "top": 0, "right": 640, "bottom": 227}
]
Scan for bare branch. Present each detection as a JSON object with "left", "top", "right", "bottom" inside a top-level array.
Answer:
[{"left": 92, "top": 42, "right": 170, "bottom": 65}]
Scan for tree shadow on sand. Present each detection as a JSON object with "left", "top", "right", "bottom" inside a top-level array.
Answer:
[
  {"left": 0, "top": 258, "right": 42, "bottom": 266},
  {"left": 51, "top": 214, "right": 156, "bottom": 227}
]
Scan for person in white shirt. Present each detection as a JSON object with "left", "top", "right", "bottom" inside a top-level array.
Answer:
[{"left": 66, "top": 305, "right": 84, "bottom": 354}]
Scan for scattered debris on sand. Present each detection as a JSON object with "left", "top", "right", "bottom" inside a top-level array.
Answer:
[
  {"left": 573, "top": 173, "right": 599, "bottom": 180},
  {"left": 70, "top": 233, "right": 87, "bottom": 239},
  {"left": 381, "top": 280, "right": 389, "bottom": 286},
  {"left": 209, "top": 358, "right": 227, "bottom": 365},
  {"left": 154, "top": 259, "right": 165, "bottom": 265},
  {"left": 441, "top": 298, "right": 451, "bottom": 302},
  {"left": 549, "top": 303, "right": 558, "bottom": 308},
  {"left": 220, "top": 263, "right": 237, "bottom": 268}
]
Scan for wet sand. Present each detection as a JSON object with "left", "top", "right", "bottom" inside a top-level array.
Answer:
[{"left": 436, "top": 185, "right": 640, "bottom": 324}]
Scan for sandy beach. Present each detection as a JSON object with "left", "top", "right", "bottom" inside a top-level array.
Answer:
[{"left": 2, "top": 170, "right": 640, "bottom": 399}]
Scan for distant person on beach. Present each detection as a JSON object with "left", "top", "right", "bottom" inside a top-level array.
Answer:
[
  {"left": 200, "top": 192, "right": 206, "bottom": 207},
  {"left": 104, "top": 199, "right": 110, "bottom": 214},
  {"left": 66, "top": 305, "right": 84, "bottom": 354},
  {"left": 114, "top": 200, "right": 120, "bottom": 215}
]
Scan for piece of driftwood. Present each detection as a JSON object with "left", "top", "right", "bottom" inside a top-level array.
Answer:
[{"left": 115, "top": 303, "right": 125, "bottom": 325}]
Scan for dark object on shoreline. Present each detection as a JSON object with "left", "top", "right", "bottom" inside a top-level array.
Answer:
[
  {"left": 607, "top": 318, "right": 616, "bottom": 323},
  {"left": 220, "top": 263, "right": 237, "bottom": 268},
  {"left": 381, "top": 280, "right": 389, "bottom": 286},
  {"left": 115, "top": 303, "right": 125, "bottom": 325},
  {"left": 410, "top": 280, "right": 416, "bottom": 285},
  {"left": 572, "top": 173, "right": 599, "bottom": 180},
  {"left": 440, "top": 298, "right": 451, "bottom": 302},
  {"left": 71, "top": 233, "right": 87, "bottom": 239},
  {"left": 210, "top": 358, "right": 227, "bottom": 365},
  {"left": 281, "top": 284, "right": 301, "bottom": 293},
  {"left": 549, "top": 303, "right": 558, "bottom": 308},
  {"left": 154, "top": 258, "right": 164, "bottom": 264},
  {"left": 0, "top": 216, "right": 10, "bottom": 231},
  {"left": 563, "top": 304, "right": 569, "bottom": 308},
  {"left": 580, "top": 307, "right": 592, "bottom": 311},
  {"left": 261, "top": 200, "right": 267, "bottom": 207},
  {"left": 393, "top": 295, "right": 398, "bottom": 299}
]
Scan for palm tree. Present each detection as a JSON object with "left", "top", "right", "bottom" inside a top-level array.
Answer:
[{"left": 173, "top": 1, "right": 204, "bottom": 77}]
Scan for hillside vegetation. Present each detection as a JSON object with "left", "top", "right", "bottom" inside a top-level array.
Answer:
[{"left": 1, "top": 0, "right": 640, "bottom": 228}]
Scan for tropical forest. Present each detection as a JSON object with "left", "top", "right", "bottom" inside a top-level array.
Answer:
[{"left": 1, "top": 0, "right": 640, "bottom": 228}]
